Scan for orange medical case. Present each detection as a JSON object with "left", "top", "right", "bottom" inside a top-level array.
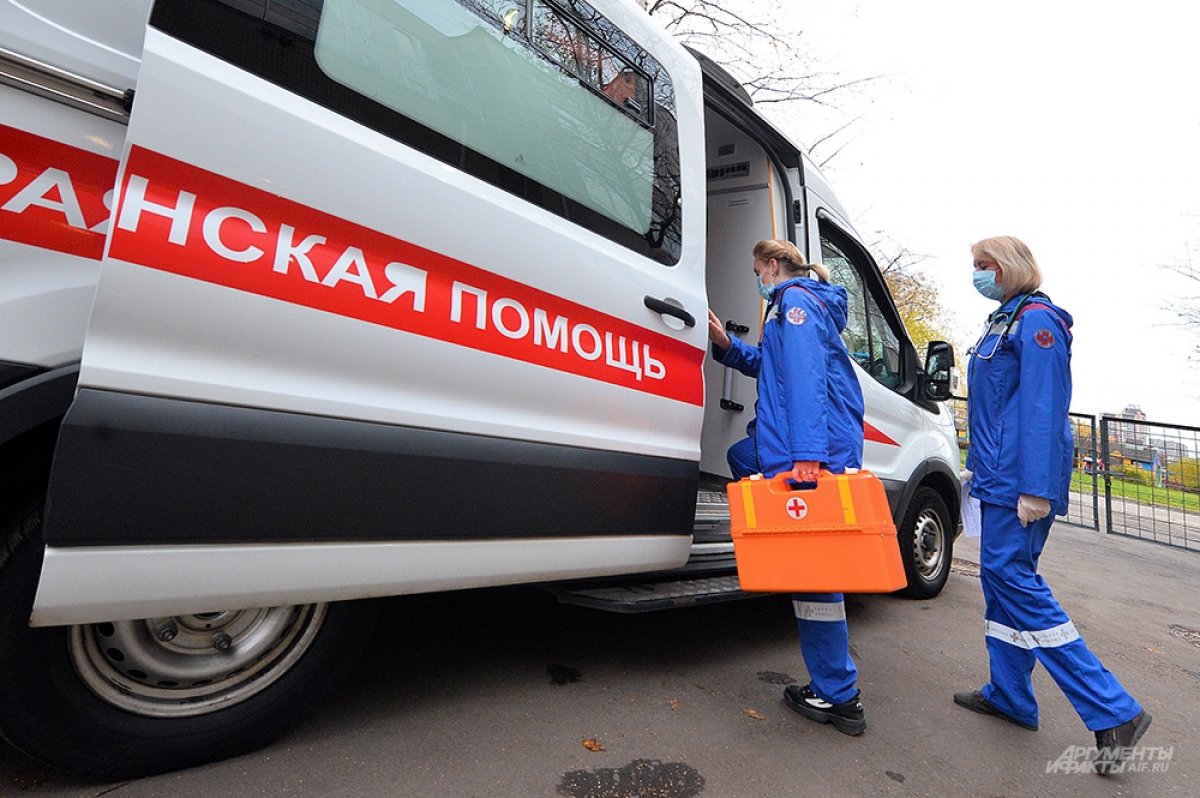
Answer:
[{"left": 726, "top": 470, "right": 906, "bottom": 593}]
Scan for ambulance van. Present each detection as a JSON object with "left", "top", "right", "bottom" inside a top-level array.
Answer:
[{"left": 0, "top": 0, "right": 960, "bottom": 777}]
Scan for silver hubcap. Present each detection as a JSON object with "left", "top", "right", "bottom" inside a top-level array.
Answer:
[
  {"left": 912, "top": 508, "right": 945, "bottom": 580},
  {"left": 69, "top": 604, "right": 326, "bottom": 717}
]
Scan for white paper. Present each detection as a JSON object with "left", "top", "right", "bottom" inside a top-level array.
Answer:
[{"left": 961, "top": 479, "right": 981, "bottom": 538}]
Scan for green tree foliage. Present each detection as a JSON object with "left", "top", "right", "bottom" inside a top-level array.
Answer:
[
  {"left": 1072, "top": 417, "right": 1096, "bottom": 449},
  {"left": 1118, "top": 463, "right": 1154, "bottom": 487},
  {"left": 1174, "top": 457, "right": 1200, "bottom": 491}
]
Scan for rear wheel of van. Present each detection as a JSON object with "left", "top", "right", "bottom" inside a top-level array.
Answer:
[
  {"left": 0, "top": 496, "right": 375, "bottom": 780},
  {"left": 897, "top": 486, "right": 952, "bottom": 599}
]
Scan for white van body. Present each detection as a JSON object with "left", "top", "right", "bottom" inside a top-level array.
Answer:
[{"left": 0, "top": 0, "right": 959, "bottom": 777}]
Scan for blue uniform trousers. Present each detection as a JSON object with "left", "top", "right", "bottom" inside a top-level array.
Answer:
[
  {"left": 729, "top": 437, "right": 860, "bottom": 704},
  {"left": 978, "top": 502, "right": 1142, "bottom": 731}
]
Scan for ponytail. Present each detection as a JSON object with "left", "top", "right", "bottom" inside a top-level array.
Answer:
[
  {"left": 808, "top": 262, "right": 831, "bottom": 283},
  {"left": 753, "top": 239, "right": 830, "bottom": 283}
]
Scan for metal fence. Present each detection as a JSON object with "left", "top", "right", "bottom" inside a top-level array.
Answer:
[{"left": 949, "top": 397, "right": 1200, "bottom": 552}]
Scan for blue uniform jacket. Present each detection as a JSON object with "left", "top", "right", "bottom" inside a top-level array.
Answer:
[
  {"left": 966, "top": 293, "right": 1074, "bottom": 515},
  {"left": 713, "top": 276, "right": 865, "bottom": 473}
]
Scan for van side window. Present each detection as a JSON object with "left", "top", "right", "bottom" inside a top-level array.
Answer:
[
  {"left": 149, "top": 0, "right": 682, "bottom": 264},
  {"left": 820, "top": 225, "right": 904, "bottom": 390},
  {"left": 822, "top": 246, "right": 871, "bottom": 369},
  {"left": 528, "top": 1, "right": 652, "bottom": 123}
]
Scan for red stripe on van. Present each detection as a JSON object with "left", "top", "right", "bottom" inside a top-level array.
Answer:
[
  {"left": 864, "top": 422, "right": 899, "bottom": 447},
  {"left": 0, "top": 124, "right": 117, "bottom": 260},
  {"left": 107, "top": 146, "right": 705, "bottom": 406}
]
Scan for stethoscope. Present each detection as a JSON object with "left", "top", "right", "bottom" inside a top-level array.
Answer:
[
  {"left": 968, "top": 310, "right": 1012, "bottom": 361},
  {"left": 967, "top": 293, "right": 1042, "bottom": 362}
]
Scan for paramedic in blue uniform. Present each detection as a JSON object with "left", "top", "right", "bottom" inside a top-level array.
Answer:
[
  {"left": 957, "top": 235, "right": 1150, "bottom": 775},
  {"left": 708, "top": 239, "right": 867, "bottom": 736}
]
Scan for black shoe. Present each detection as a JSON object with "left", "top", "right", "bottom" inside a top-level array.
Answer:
[
  {"left": 784, "top": 684, "right": 866, "bottom": 736},
  {"left": 953, "top": 689, "right": 1038, "bottom": 731},
  {"left": 1093, "top": 710, "right": 1152, "bottom": 776}
]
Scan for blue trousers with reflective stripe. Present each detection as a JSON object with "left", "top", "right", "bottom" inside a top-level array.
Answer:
[
  {"left": 790, "top": 592, "right": 859, "bottom": 704},
  {"left": 978, "top": 503, "right": 1141, "bottom": 731},
  {"left": 730, "top": 438, "right": 859, "bottom": 704}
]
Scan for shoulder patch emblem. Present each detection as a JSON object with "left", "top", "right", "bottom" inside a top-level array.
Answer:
[
  {"left": 1034, "top": 329, "right": 1055, "bottom": 348},
  {"left": 786, "top": 307, "right": 807, "bottom": 326}
]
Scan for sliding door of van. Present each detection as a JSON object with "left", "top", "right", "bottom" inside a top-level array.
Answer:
[{"left": 39, "top": 0, "right": 710, "bottom": 622}]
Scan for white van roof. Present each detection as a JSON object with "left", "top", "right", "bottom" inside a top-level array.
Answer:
[{"left": 798, "top": 151, "right": 858, "bottom": 235}]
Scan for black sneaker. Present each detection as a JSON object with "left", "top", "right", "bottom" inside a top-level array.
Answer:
[
  {"left": 783, "top": 683, "right": 866, "bottom": 736},
  {"left": 953, "top": 689, "right": 1038, "bottom": 731},
  {"left": 1093, "top": 710, "right": 1152, "bottom": 776}
]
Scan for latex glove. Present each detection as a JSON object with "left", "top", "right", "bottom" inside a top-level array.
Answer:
[
  {"left": 960, "top": 468, "right": 973, "bottom": 483},
  {"left": 1016, "top": 494, "right": 1051, "bottom": 527}
]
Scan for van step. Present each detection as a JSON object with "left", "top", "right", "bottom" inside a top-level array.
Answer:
[
  {"left": 692, "top": 489, "right": 732, "bottom": 554},
  {"left": 552, "top": 574, "right": 762, "bottom": 613},
  {"left": 695, "top": 489, "right": 730, "bottom": 521}
]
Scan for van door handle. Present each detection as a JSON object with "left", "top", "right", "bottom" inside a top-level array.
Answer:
[{"left": 643, "top": 296, "right": 695, "bottom": 328}]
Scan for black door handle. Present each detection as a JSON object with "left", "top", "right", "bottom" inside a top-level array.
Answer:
[{"left": 643, "top": 296, "right": 695, "bottom": 328}]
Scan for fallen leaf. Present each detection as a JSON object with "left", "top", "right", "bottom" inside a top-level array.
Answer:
[
  {"left": 582, "top": 738, "right": 606, "bottom": 752},
  {"left": 743, "top": 708, "right": 765, "bottom": 720},
  {"left": 668, "top": 698, "right": 680, "bottom": 712}
]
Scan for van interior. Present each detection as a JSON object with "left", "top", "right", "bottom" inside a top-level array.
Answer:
[{"left": 698, "top": 105, "right": 791, "bottom": 480}]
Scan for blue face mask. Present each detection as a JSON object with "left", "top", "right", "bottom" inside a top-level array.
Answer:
[
  {"left": 973, "top": 270, "right": 1005, "bottom": 301},
  {"left": 756, "top": 272, "right": 774, "bottom": 300}
]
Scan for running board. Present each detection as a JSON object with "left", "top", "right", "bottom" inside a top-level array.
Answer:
[
  {"left": 551, "top": 484, "right": 747, "bottom": 613},
  {"left": 551, "top": 574, "right": 764, "bottom": 613}
]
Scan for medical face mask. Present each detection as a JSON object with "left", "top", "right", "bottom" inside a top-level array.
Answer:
[
  {"left": 756, "top": 271, "right": 774, "bottom": 300},
  {"left": 973, "top": 270, "right": 1005, "bottom": 301}
]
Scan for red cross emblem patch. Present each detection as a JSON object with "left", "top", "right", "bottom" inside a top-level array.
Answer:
[
  {"left": 785, "top": 497, "right": 808, "bottom": 520},
  {"left": 1034, "top": 329, "right": 1055, "bottom": 348},
  {"left": 786, "top": 307, "right": 807, "bottom": 325}
]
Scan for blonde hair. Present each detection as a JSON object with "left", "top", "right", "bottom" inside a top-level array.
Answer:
[
  {"left": 970, "top": 236, "right": 1042, "bottom": 295},
  {"left": 753, "top": 239, "right": 831, "bottom": 283}
]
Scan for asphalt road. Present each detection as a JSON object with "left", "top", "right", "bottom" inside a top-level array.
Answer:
[{"left": 3, "top": 522, "right": 1197, "bottom": 797}]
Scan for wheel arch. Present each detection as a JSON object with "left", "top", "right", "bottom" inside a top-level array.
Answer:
[
  {"left": 890, "top": 457, "right": 961, "bottom": 534},
  {"left": 0, "top": 365, "right": 78, "bottom": 450},
  {"left": 0, "top": 366, "right": 78, "bottom": 514}
]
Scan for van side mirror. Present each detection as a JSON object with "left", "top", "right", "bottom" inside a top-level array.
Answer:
[{"left": 922, "top": 341, "right": 954, "bottom": 401}]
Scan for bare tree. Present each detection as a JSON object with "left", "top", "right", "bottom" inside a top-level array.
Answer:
[
  {"left": 640, "top": 2, "right": 959, "bottom": 352},
  {"left": 1163, "top": 255, "right": 1200, "bottom": 361},
  {"left": 642, "top": 0, "right": 876, "bottom": 161}
]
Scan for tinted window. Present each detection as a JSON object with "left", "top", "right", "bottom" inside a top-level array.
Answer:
[{"left": 151, "top": 0, "right": 682, "bottom": 263}]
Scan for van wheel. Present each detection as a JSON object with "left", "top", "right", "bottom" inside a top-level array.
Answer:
[
  {"left": 0, "top": 497, "right": 374, "bottom": 780},
  {"left": 897, "top": 487, "right": 952, "bottom": 599}
]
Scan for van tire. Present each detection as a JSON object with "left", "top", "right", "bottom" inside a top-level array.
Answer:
[
  {"left": 0, "top": 496, "right": 375, "bottom": 780},
  {"left": 896, "top": 486, "right": 952, "bottom": 599}
]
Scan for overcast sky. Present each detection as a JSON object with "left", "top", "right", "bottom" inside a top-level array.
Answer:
[{"left": 736, "top": 1, "right": 1200, "bottom": 424}]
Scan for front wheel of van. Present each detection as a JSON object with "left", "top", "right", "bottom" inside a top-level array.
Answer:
[
  {"left": 0, "top": 497, "right": 375, "bottom": 780},
  {"left": 897, "top": 486, "right": 953, "bottom": 599}
]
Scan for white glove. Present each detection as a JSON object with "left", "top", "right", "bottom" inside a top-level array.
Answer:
[
  {"left": 960, "top": 468, "right": 973, "bottom": 483},
  {"left": 1016, "top": 494, "right": 1051, "bottom": 527}
]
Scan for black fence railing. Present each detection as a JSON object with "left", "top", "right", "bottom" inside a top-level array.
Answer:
[{"left": 949, "top": 397, "right": 1199, "bottom": 552}]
